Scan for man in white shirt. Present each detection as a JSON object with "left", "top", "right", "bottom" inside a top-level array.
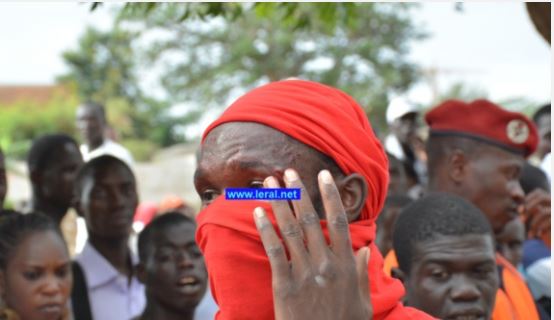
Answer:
[
  {"left": 73, "top": 155, "right": 145, "bottom": 319},
  {"left": 76, "top": 101, "right": 134, "bottom": 168}
]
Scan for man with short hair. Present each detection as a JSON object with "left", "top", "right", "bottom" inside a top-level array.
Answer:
[
  {"left": 392, "top": 193, "right": 498, "bottom": 320},
  {"left": 194, "top": 80, "right": 433, "bottom": 319},
  {"left": 135, "top": 211, "right": 211, "bottom": 320},
  {"left": 73, "top": 155, "right": 145, "bottom": 320},
  {"left": 27, "top": 134, "right": 84, "bottom": 225},
  {"left": 76, "top": 101, "right": 134, "bottom": 167},
  {"left": 424, "top": 99, "right": 541, "bottom": 320}
]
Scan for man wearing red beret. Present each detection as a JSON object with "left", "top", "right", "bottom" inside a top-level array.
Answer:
[
  {"left": 194, "top": 79, "right": 434, "bottom": 319},
  {"left": 424, "top": 99, "right": 545, "bottom": 320}
]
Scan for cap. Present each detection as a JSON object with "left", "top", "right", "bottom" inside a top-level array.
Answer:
[
  {"left": 425, "top": 99, "right": 538, "bottom": 157},
  {"left": 386, "top": 97, "right": 419, "bottom": 124}
]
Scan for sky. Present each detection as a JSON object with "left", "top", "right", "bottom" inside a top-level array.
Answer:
[{"left": 0, "top": 2, "right": 550, "bottom": 107}]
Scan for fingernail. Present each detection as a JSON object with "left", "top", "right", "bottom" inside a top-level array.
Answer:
[
  {"left": 319, "top": 170, "right": 333, "bottom": 184},
  {"left": 264, "top": 176, "right": 279, "bottom": 188},
  {"left": 284, "top": 169, "right": 298, "bottom": 182},
  {"left": 254, "top": 207, "right": 265, "bottom": 219}
]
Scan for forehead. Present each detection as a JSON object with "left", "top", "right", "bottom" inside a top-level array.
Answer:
[
  {"left": 150, "top": 222, "right": 196, "bottom": 247},
  {"left": 412, "top": 234, "right": 495, "bottom": 267},
  {"left": 43, "top": 143, "right": 82, "bottom": 170},
  {"left": 8, "top": 231, "right": 68, "bottom": 268},
  {"left": 198, "top": 122, "right": 316, "bottom": 173},
  {"left": 87, "top": 163, "right": 135, "bottom": 187}
]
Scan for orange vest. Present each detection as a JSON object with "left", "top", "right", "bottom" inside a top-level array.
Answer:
[{"left": 383, "top": 250, "right": 539, "bottom": 320}]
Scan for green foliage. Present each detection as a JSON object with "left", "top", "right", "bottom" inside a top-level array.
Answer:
[
  {"left": 115, "top": 2, "right": 426, "bottom": 127},
  {"left": 0, "top": 89, "right": 79, "bottom": 159},
  {"left": 58, "top": 27, "right": 192, "bottom": 147},
  {"left": 120, "top": 138, "right": 158, "bottom": 161}
]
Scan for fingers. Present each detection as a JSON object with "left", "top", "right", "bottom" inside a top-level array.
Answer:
[
  {"left": 318, "top": 170, "right": 353, "bottom": 259},
  {"left": 264, "top": 176, "right": 310, "bottom": 270},
  {"left": 254, "top": 207, "right": 290, "bottom": 282},
  {"left": 283, "top": 169, "right": 328, "bottom": 263},
  {"left": 355, "top": 246, "right": 372, "bottom": 317}
]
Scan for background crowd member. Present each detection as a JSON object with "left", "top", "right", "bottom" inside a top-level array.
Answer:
[
  {"left": 0, "top": 212, "right": 73, "bottom": 320},
  {"left": 194, "top": 80, "right": 433, "bottom": 319},
  {"left": 386, "top": 152, "right": 408, "bottom": 195},
  {"left": 136, "top": 212, "right": 210, "bottom": 320},
  {"left": 531, "top": 103, "right": 550, "bottom": 165},
  {"left": 392, "top": 193, "right": 498, "bottom": 320},
  {"left": 375, "top": 194, "right": 413, "bottom": 257},
  {"left": 27, "top": 134, "right": 83, "bottom": 226},
  {"left": 384, "top": 96, "right": 427, "bottom": 187},
  {"left": 495, "top": 218, "right": 525, "bottom": 272},
  {"left": 424, "top": 99, "right": 540, "bottom": 320},
  {"left": 76, "top": 102, "right": 134, "bottom": 168},
  {"left": 0, "top": 149, "right": 6, "bottom": 210},
  {"left": 73, "top": 155, "right": 145, "bottom": 320},
  {"left": 518, "top": 162, "right": 551, "bottom": 318},
  {"left": 27, "top": 134, "right": 83, "bottom": 256}
]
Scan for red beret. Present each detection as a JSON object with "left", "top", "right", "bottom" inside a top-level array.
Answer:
[{"left": 425, "top": 99, "right": 538, "bottom": 157}]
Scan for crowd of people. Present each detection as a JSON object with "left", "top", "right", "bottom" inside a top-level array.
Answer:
[{"left": 0, "top": 79, "right": 550, "bottom": 320}]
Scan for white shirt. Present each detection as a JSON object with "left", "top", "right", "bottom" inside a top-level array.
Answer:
[
  {"left": 75, "top": 241, "right": 146, "bottom": 320},
  {"left": 80, "top": 139, "right": 134, "bottom": 168}
]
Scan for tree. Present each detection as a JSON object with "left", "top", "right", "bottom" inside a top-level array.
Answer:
[
  {"left": 115, "top": 3, "right": 426, "bottom": 129},
  {"left": 58, "top": 27, "right": 197, "bottom": 150}
]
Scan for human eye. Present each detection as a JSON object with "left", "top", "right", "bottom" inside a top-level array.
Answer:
[
  {"left": 201, "top": 189, "right": 219, "bottom": 203},
  {"left": 249, "top": 181, "right": 264, "bottom": 189},
  {"left": 429, "top": 266, "right": 449, "bottom": 281},
  {"left": 473, "top": 264, "right": 495, "bottom": 278},
  {"left": 189, "top": 245, "right": 203, "bottom": 258},
  {"left": 23, "top": 269, "right": 42, "bottom": 281},
  {"left": 155, "top": 250, "right": 173, "bottom": 263},
  {"left": 91, "top": 187, "right": 108, "bottom": 199},
  {"left": 55, "top": 265, "right": 70, "bottom": 279}
]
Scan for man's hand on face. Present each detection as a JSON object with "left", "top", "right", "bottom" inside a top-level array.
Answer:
[
  {"left": 523, "top": 188, "right": 551, "bottom": 244},
  {"left": 253, "top": 169, "right": 372, "bottom": 320}
]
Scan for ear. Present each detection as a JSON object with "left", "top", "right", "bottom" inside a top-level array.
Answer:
[
  {"left": 447, "top": 149, "right": 469, "bottom": 184},
  {"left": 136, "top": 263, "right": 146, "bottom": 284},
  {"left": 390, "top": 267, "right": 406, "bottom": 283},
  {"left": 336, "top": 173, "right": 367, "bottom": 222}
]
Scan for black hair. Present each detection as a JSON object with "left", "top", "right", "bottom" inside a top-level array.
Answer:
[
  {"left": 80, "top": 101, "right": 107, "bottom": 122},
  {"left": 377, "top": 194, "right": 413, "bottom": 227},
  {"left": 74, "top": 155, "right": 135, "bottom": 196},
  {"left": 393, "top": 192, "right": 492, "bottom": 273},
  {"left": 138, "top": 212, "right": 196, "bottom": 262},
  {"left": 0, "top": 211, "right": 65, "bottom": 270},
  {"left": 532, "top": 103, "right": 550, "bottom": 124},
  {"left": 519, "top": 162, "right": 550, "bottom": 194},
  {"left": 27, "top": 134, "right": 79, "bottom": 173}
]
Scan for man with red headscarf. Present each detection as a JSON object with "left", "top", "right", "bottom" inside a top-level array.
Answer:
[{"left": 193, "top": 79, "right": 433, "bottom": 319}]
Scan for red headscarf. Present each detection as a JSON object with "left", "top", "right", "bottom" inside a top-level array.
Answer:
[{"left": 197, "top": 80, "right": 434, "bottom": 319}]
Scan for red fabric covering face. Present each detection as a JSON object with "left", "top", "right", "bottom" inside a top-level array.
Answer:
[
  {"left": 202, "top": 80, "right": 388, "bottom": 221},
  {"left": 197, "top": 80, "right": 434, "bottom": 319},
  {"left": 196, "top": 198, "right": 434, "bottom": 320}
]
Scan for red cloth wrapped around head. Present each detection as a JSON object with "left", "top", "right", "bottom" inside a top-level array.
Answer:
[{"left": 196, "top": 80, "right": 434, "bottom": 319}]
